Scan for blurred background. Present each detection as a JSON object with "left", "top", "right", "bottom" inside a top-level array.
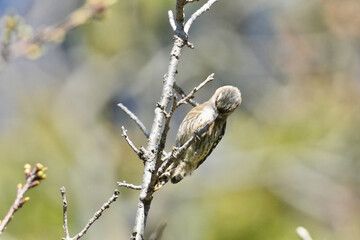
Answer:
[{"left": 1, "top": 0, "right": 360, "bottom": 239}]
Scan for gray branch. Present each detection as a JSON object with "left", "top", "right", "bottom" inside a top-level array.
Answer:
[
  {"left": 131, "top": 35, "right": 185, "bottom": 240},
  {"left": 173, "top": 83, "right": 198, "bottom": 106},
  {"left": 117, "top": 181, "right": 142, "bottom": 190},
  {"left": 168, "top": 11, "right": 176, "bottom": 31},
  {"left": 177, "top": 73, "right": 214, "bottom": 106},
  {"left": 121, "top": 126, "right": 145, "bottom": 161},
  {"left": 118, "top": 103, "right": 150, "bottom": 138},
  {"left": 61, "top": 187, "right": 120, "bottom": 240},
  {"left": 60, "top": 187, "right": 70, "bottom": 240},
  {"left": 130, "top": 0, "right": 221, "bottom": 239},
  {"left": 184, "top": 0, "right": 219, "bottom": 34}
]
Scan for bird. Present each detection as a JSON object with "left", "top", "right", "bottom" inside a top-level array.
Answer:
[{"left": 154, "top": 85, "right": 242, "bottom": 190}]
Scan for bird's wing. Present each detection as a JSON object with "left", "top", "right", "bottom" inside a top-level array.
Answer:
[
  {"left": 195, "top": 121, "right": 226, "bottom": 169},
  {"left": 176, "top": 103, "right": 216, "bottom": 147}
]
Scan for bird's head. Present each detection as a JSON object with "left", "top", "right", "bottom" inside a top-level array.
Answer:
[{"left": 212, "top": 86, "right": 242, "bottom": 116}]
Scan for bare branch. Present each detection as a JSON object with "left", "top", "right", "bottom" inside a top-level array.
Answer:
[
  {"left": 296, "top": 226, "right": 313, "bottom": 240},
  {"left": 177, "top": 73, "right": 214, "bottom": 106},
  {"left": 175, "top": 0, "right": 186, "bottom": 27},
  {"left": 121, "top": 126, "right": 145, "bottom": 161},
  {"left": 184, "top": 0, "right": 219, "bottom": 34},
  {"left": 60, "top": 187, "right": 70, "bottom": 240},
  {"left": 168, "top": 11, "right": 176, "bottom": 31},
  {"left": 173, "top": 83, "right": 198, "bottom": 107},
  {"left": 149, "top": 221, "right": 167, "bottom": 240},
  {"left": 0, "top": 163, "right": 47, "bottom": 235},
  {"left": 61, "top": 189, "right": 120, "bottom": 240},
  {"left": 156, "top": 96, "right": 178, "bottom": 172},
  {"left": 131, "top": 35, "right": 186, "bottom": 240},
  {"left": 118, "top": 103, "right": 150, "bottom": 138},
  {"left": 117, "top": 181, "right": 142, "bottom": 190},
  {"left": 131, "top": 0, "right": 222, "bottom": 238}
]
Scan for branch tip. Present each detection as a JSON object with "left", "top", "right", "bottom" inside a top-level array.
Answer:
[
  {"left": 121, "top": 126, "right": 145, "bottom": 161},
  {"left": 118, "top": 103, "right": 150, "bottom": 138},
  {"left": 62, "top": 189, "right": 120, "bottom": 240},
  {"left": 184, "top": 0, "right": 219, "bottom": 34},
  {"left": 117, "top": 181, "right": 142, "bottom": 190},
  {"left": 177, "top": 73, "right": 214, "bottom": 107},
  {"left": 168, "top": 10, "right": 176, "bottom": 31},
  {"left": 0, "top": 163, "right": 47, "bottom": 235}
]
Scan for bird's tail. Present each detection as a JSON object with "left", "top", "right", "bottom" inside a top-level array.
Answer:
[
  {"left": 154, "top": 172, "right": 171, "bottom": 191},
  {"left": 154, "top": 162, "right": 187, "bottom": 191}
]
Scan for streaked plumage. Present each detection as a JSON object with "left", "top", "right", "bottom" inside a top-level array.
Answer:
[{"left": 155, "top": 85, "right": 241, "bottom": 190}]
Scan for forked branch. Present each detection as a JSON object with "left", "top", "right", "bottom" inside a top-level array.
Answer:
[
  {"left": 61, "top": 187, "right": 120, "bottom": 240},
  {"left": 173, "top": 83, "right": 198, "bottom": 106},
  {"left": 118, "top": 103, "right": 150, "bottom": 138},
  {"left": 177, "top": 73, "right": 214, "bottom": 106},
  {"left": 121, "top": 126, "right": 146, "bottom": 161},
  {"left": 184, "top": 0, "right": 219, "bottom": 34},
  {"left": 131, "top": 0, "right": 221, "bottom": 239}
]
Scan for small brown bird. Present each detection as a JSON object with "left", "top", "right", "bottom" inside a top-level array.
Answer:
[{"left": 155, "top": 85, "right": 241, "bottom": 190}]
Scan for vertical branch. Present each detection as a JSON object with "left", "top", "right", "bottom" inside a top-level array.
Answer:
[
  {"left": 175, "top": 0, "right": 186, "bottom": 27},
  {"left": 130, "top": 0, "right": 221, "bottom": 239},
  {"left": 60, "top": 187, "right": 70, "bottom": 240},
  {"left": 131, "top": 36, "right": 185, "bottom": 240}
]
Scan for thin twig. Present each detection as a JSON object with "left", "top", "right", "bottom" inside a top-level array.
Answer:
[
  {"left": 61, "top": 188, "right": 120, "bottom": 240},
  {"left": 185, "top": 0, "right": 201, "bottom": 3},
  {"left": 60, "top": 187, "right": 70, "bottom": 240},
  {"left": 168, "top": 11, "right": 176, "bottom": 31},
  {"left": 173, "top": 83, "right": 198, "bottom": 107},
  {"left": 156, "top": 96, "right": 178, "bottom": 172},
  {"left": 177, "top": 73, "right": 214, "bottom": 106},
  {"left": 184, "top": 0, "right": 219, "bottom": 34},
  {"left": 296, "top": 226, "right": 313, "bottom": 240},
  {"left": 117, "top": 181, "right": 142, "bottom": 190},
  {"left": 148, "top": 221, "right": 167, "bottom": 240},
  {"left": 118, "top": 103, "right": 150, "bottom": 138},
  {"left": 121, "top": 126, "right": 145, "bottom": 161},
  {"left": 0, "top": 163, "right": 47, "bottom": 235},
  {"left": 72, "top": 189, "right": 120, "bottom": 240}
]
